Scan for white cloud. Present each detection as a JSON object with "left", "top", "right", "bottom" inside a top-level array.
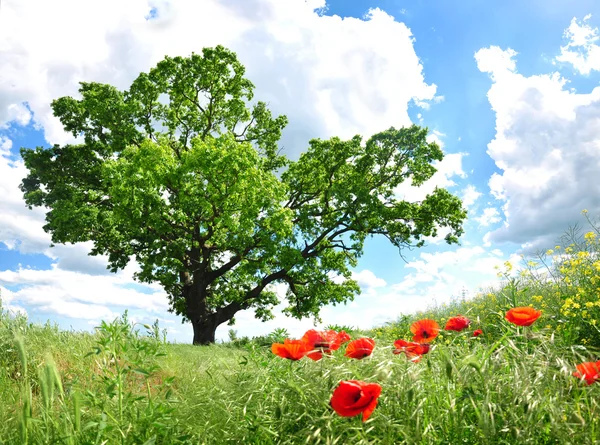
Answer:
[
  {"left": 0, "top": 265, "right": 170, "bottom": 314},
  {"left": 0, "top": 259, "right": 173, "bottom": 335},
  {"left": 219, "top": 269, "right": 388, "bottom": 339},
  {"left": 427, "top": 129, "right": 446, "bottom": 148},
  {"left": 482, "top": 231, "right": 492, "bottom": 247},
  {"left": 475, "top": 46, "right": 518, "bottom": 76},
  {"left": 0, "top": 104, "right": 32, "bottom": 130},
  {"left": 1, "top": 0, "right": 439, "bottom": 156},
  {"left": 475, "top": 207, "right": 501, "bottom": 227},
  {"left": 461, "top": 184, "right": 482, "bottom": 209},
  {"left": 404, "top": 246, "right": 486, "bottom": 277},
  {"left": 0, "top": 136, "right": 12, "bottom": 155},
  {"left": 555, "top": 15, "right": 600, "bottom": 75},
  {"left": 0, "top": 285, "right": 28, "bottom": 316},
  {"left": 352, "top": 269, "right": 387, "bottom": 292},
  {"left": 476, "top": 37, "right": 600, "bottom": 253},
  {"left": 464, "top": 252, "right": 521, "bottom": 276},
  {"left": 0, "top": 153, "right": 53, "bottom": 254}
]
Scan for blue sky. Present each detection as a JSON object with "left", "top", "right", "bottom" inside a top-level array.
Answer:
[{"left": 2, "top": 0, "right": 600, "bottom": 342}]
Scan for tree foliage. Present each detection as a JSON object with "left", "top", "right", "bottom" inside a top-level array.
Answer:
[{"left": 20, "top": 45, "right": 467, "bottom": 343}]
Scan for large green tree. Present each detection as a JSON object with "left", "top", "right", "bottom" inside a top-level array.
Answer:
[{"left": 20, "top": 46, "right": 467, "bottom": 344}]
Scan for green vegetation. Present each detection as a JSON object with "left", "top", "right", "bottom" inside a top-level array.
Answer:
[
  {"left": 1, "top": 219, "right": 599, "bottom": 444},
  {"left": 19, "top": 45, "right": 466, "bottom": 345}
]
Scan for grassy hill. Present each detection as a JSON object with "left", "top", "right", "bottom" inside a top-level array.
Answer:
[{"left": 1, "top": 223, "right": 600, "bottom": 444}]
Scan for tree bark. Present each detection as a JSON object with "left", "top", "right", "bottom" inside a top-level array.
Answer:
[
  {"left": 184, "top": 267, "right": 287, "bottom": 345},
  {"left": 190, "top": 301, "right": 245, "bottom": 345},
  {"left": 183, "top": 270, "right": 218, "bottom": 345},
  {"left": 191, "top": 316, "right": 218, "bottom": 345}
]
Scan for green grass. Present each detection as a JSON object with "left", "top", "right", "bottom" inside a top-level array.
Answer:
[
  {"left": 2, "top": 222, "right": 600, "bottom": 443},
  {"left": 0, "top": 304, "right": 599, "bottom": 444}
]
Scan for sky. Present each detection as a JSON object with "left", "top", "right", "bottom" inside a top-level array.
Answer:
[{"left": 2, "top": 0, "right": 600, "bottom": 343}]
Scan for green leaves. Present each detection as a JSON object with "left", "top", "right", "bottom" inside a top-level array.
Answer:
[
  {"left": 20, "top": 45, "right": 467, "bottom": 343},
  {"left": 282, "top": 124, "right": 466, "bottom": 256}
]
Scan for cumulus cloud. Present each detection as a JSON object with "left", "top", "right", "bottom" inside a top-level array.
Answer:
[
  {"left": 427, "top": 130, "right": 446, "bottom": 148},
  {"left": 476, "top": 35, "right": 600, "bottom": 253},
  {"left": 0, "top": 149, "right": 53, "bottom": 254},
  {"left": 475, "top": 207, "right": 501, "bottom": 227},
  {"left": 461, "top": 184, "right": 482, "bottom": 209},
  {"left": 0, "top": 264, "right": 170, "bottom": 319},
  {"left": 555, "top": 14, "right": 600, "bottom": 75},
  {"left": 1, "top": 0, "right": 440, "bottom": 156},
  {"left": 0, "top": 136, "right": 12, "bottom": 155},
  {"left": 351, "top": 269, "right": 387, "bottom": 296},
  {"left": 405, "top": 246, "right": 486, "bottom": 278}
]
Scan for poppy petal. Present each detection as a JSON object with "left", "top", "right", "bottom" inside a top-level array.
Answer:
[
  {"left": 306, "top": 350, "right": 324, "bottom": 361},
  {"left": 330, "top": 380, "right": 382, "bottom": 421},
  {"left": 271, "top": 339, "right": 309, "bottom": 360},
  {"left": 445, "top": 316, "right": 471, "bottom": 332},
  {"left": 360, "top": 384, "right": 382, "bottom": 421},
  {"left": 393, "top": 339, "right": 430, "bottom": 362},
  {"left": 573, "top": 361, "right": 600, "bottom": 385},
  {"left": 336, "top": 331, "right": 352, "bottom": 345},
  {"left": 505, "top": 307, "right": 542, "bottom": 327},
  {"left": 410, "top": 319, "right": 440, "bottom": 343},
  {"left": 345, "top": 338, "right": 375, "bottom": 359}
]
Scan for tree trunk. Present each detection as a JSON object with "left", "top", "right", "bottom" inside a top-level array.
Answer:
[
  {"left": 184, "top": 274, "right": 218, "bottom": 345},
  {"left": 183, "top": 265, "right": 268, "bottom": 345},
  {"left": 191, "top": 316, "right": 218, "bottom": 345}
]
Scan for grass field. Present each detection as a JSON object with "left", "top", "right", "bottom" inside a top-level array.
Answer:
[{"left": 1, "top": 223, "right": 600, "bottom": 444}]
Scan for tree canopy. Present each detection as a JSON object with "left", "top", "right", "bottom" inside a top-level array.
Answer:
[{"left": 20, "top": 45, "right": 467, "bottom": 344}]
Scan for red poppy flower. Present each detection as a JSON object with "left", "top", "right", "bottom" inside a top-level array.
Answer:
[
  {"left": 302, "top": 329, "right": 349, "bottom": 360},
  {"left": 344, "top": 338, "right": 375, "bottom": 359},
  {"left": 393, "top": 339, "right": 430, "bottom": 362},
  {"left": 337, "top": 331, "right": 352, "bottom": 345},
  {"left": 473, "top": 329, "right": 483, "bottom": 337},
  {"left": 330, "top": 380, "right": 382, "bottom": 422},
  {"left": 410, "top": 319, "right": 440, "bottom": 343},
  {"left": 505, "top": 307, "right": 542, "bottom": 327},
  {"left": 573, "top": 361, "right": 600, "bottom": 385},
  {"left": 445, "top": 315, "right": 471, "bottom": 332},
  {"left": 271, "top": 339, "right": 310, "bottom": 360}
]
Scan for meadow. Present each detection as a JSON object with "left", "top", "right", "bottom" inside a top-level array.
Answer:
[{"left": 1, "top": 219, "right": 600, "bottom": 444}]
